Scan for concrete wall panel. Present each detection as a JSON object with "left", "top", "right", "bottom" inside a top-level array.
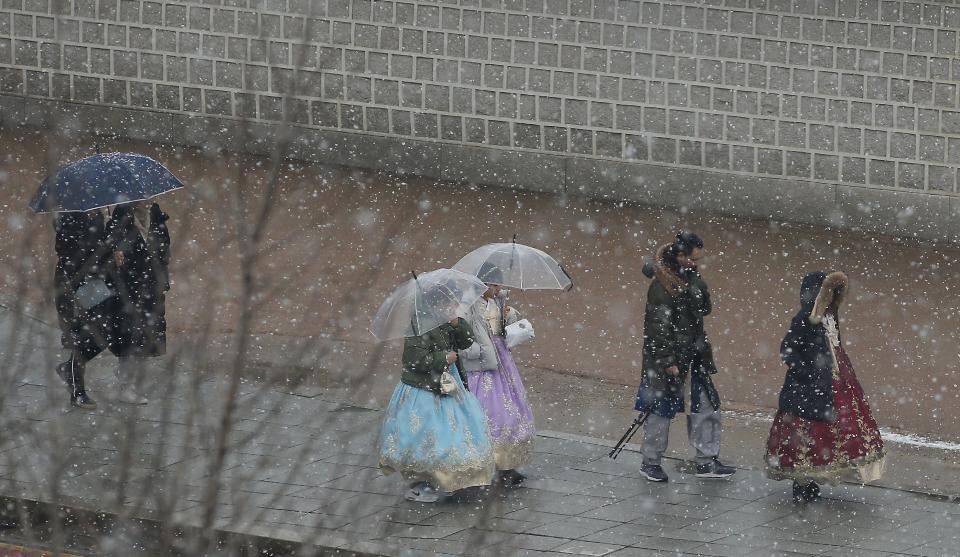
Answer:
[{"left": 2, "top": 1, "right": 960, "bottom": 240}]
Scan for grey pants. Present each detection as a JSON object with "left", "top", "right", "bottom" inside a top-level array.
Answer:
[{"left": 641, "top": 389, "right": 721, "bottom": 466}]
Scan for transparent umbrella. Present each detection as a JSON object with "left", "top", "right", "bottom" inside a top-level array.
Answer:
[
  {"left": 453, "top": 241, "right": 573, "bottom": 291},
  {"left": 370, "top": 269, "right": 489, "bottom": 341}
]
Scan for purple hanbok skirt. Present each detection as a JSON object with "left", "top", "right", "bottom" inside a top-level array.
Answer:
[{"left": 467, "top": 336, "right": 536, "bottom": 470}]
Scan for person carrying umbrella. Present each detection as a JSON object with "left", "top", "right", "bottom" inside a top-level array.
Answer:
[
  {"left": 635, "top": 231, "right": 735, "bottom": 482},
  {"left": 52, "top": 207, "right": 112, "bottom": 408},
  {"left": 374, "top": 269, "right": 496, "bottom": 502},
  {"left": 31, "top": 151, "right": 182, "bottom": 407},
  {"left": 453, "top": 242, "right": 571, "bottom": 486},
  {"left": 105, "top": 200, "right": 172, "bottom": 405},
  {"left": 456, "top": 263, "right": 533, "bottom": 486}
]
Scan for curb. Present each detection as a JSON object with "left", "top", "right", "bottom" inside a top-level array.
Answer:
[
  {"left": 538, "top": 429, "right": 960, "bottom": 503},
  {"left": 0, "top": 495, "right": 390, "bottom": 557}
]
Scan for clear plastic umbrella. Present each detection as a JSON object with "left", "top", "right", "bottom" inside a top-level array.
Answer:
[
  {"left": 453, "top": 242, "right": 573, "bottom": 291},
  {"left": 370, "top": 269, "right": 489, "bottom": 341}
]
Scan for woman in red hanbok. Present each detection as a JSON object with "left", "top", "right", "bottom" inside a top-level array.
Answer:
[{"left": 765, "top": 271, "right": 885, "bottom": 502}]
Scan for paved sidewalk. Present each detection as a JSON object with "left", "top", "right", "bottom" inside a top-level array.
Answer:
[{"left": 1, "top": 302, "right": 959, "bottom": 556}]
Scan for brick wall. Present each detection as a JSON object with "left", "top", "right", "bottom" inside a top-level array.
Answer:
[{"left": 2, "top": 0, "right": 960, "bottom": 240}]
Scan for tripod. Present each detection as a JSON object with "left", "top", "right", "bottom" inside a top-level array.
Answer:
[{"left": 608, "top": 409, "right": 651, "bottom": 459}]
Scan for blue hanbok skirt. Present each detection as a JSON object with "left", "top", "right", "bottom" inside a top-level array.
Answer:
[{"left": 378, "top": 364, "right": 496, "bottom": 492}]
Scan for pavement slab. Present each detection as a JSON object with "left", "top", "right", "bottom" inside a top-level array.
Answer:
[{"left": 2, "top": 304, "right": 960, "bottom": 556}]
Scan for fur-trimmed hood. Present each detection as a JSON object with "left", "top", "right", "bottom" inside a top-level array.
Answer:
[
  {"left": 779, "top": 271, "right": 849, "bottom": 422},
  {"left": 651, "top": 243, "right": 687, "bottom": 297},
  {"left": 799, "top": 271, "right": 849, "bottom": 325}
]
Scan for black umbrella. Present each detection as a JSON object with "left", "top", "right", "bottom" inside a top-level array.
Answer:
[{"left": 29, "top": 152, "right": 184, "bottom": 213}]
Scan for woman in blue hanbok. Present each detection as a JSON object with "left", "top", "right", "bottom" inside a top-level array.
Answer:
[{"left": 378, "top": 316, "right": 496, "bottom": 502}]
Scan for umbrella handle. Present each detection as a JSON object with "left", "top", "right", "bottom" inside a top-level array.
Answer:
[{"left": 559, "top": 263, "right": 574, "bottom": 291}]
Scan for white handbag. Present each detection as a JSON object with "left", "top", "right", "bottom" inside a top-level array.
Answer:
[
  {"left": 439, "top": 370, "right": 459, "bottom": 394},
  {"left": 439, "top": 364, "right": 462, "bottom": 400},
  {"left": 75, "top": 278, "right": 115, "bottom": 310},
  {"left": 504, "top": 319, "right": 535, "bottom": 349}
]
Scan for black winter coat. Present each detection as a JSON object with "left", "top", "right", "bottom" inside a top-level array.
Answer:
[
  {"left": 777, "top": 272, "right": 837, "bottom": 422},
  {"left": 53, "top": 210, "right": 111, "bottom": 348},
  {"left": 107, "top": 203, "right": 171, "bottom": 357},
  {"left": 641, "top": 261, "right": 717, "bottom": 404},
  {"left": 401, "top": 320, "right": 475, "bottom": 394},
  {"left": 54, "top": 211, "right": 109, "bottom": 285}
]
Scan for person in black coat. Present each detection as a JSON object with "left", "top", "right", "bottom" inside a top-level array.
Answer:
[
  {"left": 106, "top": 201, "right": 171, "bottom": 404},
  {"left": 635, "top": 231, "right": 735, "bottom": 482},
  {"left": 777, "top": 272, "right": 838, "bottom": 422},
  {"left": 765, "top": 271, "right": 885, "bottom": 503},
  {"left": 53, "top": 208, "right": 113, "bottom": 408}
]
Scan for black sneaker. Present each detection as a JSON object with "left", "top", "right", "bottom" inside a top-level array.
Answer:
[
  {"left": 793, "top": 480, "right": 821, "bottom": 503},
  {"left": 792, "top": 481, "right": 805, "bottom": 503},
  {"left": 695, "top": 458, "right": 736, "bottom": 479},
  {"left": 70, "top": 390, "right": 97, "bottom": 409},
  {"left": 792, "top": 480, "right": 821, "bottom": 503},
  {"left": 500, "top": 469, "right": 526, "bottom": 487},
  {"left": 640, "top": 464, "right": 669, "bottom": 483}
]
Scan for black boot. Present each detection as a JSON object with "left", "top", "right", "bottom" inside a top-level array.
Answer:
[
  {"left": 55, "top": 361, "right": 75, "bottom": 395},
  {"left": 792, "top": 480, "right": 820, "bottom": 503},
  {"left": 57, "top": 357, "right": 96, "bottom": 409},
  {"left": 71, "top": 390, "right": 96, "bottom": 409},
  {"left": 500, "top": 469, "right": 526, "bottom": 487}
]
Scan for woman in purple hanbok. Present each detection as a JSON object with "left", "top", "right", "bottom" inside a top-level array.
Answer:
[{"left": 458, "top": 264, "right": 536, "bottom": 485}]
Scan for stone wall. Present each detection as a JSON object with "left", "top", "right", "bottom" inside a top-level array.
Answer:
[{"left": 2, "top": 0, "right": 960, "bottom": 240}]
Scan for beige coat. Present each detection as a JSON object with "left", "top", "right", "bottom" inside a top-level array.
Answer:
[{"left": 458, "top": 291, "right": 521, "bottom": 373}]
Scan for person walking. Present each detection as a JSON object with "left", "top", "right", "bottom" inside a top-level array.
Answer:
[
  {"left": 53, "top": 208, "right": 112, "bottom": 408},
  {"left": 635, "top": 232, "right": 735, "bottom": 482},
  {"left": 106, "top": 200, "right": 171, "bottom": 405},
  {"left": 765, "top": 271, "right": 885, "bottom": 503},
  {"left": 458, "top": 264, "right": 536, "bottom": 486},
  {"left": 378, "top": 308, "right": 496, "bottom": 503}
]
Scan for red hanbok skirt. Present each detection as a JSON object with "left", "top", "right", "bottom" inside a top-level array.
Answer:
[{"left": 765, "top": 343, "right": 885, "bottom": 484}]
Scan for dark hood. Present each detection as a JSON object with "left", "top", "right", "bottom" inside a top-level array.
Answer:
[
  {"left": 797, "top": 271, "right": 848, "bottom": 325},
  {"left": 641, "top": 256, "right": 656, "bottom": 279},
  {"left": 646, "top": 244, "right": 688, "bottom": 296},
  {"left": 643, "top": 257, "right": 698, "bottom": 282},
  {"left": 150, "top": 203, "right": 169, "bottom": 223},
  {"left": 799, "top": 272, "right": 827, "bottom": 317}
]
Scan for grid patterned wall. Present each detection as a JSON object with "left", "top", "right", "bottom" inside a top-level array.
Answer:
[{"left": 2, "top": 0, "right": 960, "bottom": 197}]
